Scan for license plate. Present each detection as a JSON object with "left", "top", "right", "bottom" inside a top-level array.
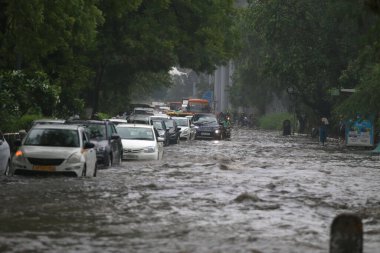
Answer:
[
  {"left": 201, "top": 132, "right": 211, "bottom": 136},
  {"left": 126, "top": 155, "right": 139, "bottom": 159},
  {"left": 32, "top": 165, "right": 56, "bottom": 172}
]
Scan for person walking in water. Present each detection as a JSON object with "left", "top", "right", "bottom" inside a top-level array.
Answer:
[{"left": 319, "top": 117, "right": 329, "bottom": 145}]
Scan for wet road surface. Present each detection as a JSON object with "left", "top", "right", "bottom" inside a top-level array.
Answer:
[{"left": 1, "top": 128, "right": 380, "bottom": 253}]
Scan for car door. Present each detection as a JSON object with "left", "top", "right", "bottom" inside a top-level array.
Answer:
[
  {"left": 82, "top": 130, "right": 96, "bottom": 173},
  {"left": 108, "top": 123, "right": 121, "bottom": 164},
  {"left": 153, "top": 127, "right": 163, "bottom": 159}
]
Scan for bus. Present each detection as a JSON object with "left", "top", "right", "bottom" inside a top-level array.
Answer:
[{"left": 167, "top": 98, "right": 211, "bottom": 117}]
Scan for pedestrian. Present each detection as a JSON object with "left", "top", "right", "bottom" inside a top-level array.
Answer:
[{"left": 319, "top": 117, "right": 329, "bottom": 145}]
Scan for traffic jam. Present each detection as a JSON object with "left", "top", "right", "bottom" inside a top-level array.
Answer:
[{"left": 1, "top": 98, "right": 231, "bottom": 177}]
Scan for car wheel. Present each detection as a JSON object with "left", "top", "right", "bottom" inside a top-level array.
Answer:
[
  {"left": 93, "top": 163, "right": 97, "bottom": 177},
  {"left": 81, "top": 165, "right": 87, "bottom": 177}
]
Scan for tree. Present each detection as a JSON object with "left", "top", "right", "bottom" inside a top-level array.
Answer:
[{"left": 233, "top": 0, "right": 373, "bottom": 122}]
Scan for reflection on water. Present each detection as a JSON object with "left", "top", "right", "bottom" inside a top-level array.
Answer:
[{"left": 1, "top": 129, "right": 380, "bottom": 253}]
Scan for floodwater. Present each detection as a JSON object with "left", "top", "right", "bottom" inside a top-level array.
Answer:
[{"left": 1, "top": 128, "right": 380, "bottom": 253}]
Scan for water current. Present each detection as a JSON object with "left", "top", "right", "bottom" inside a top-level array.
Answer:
[{"left": 1, "top": 128, "right": 380, "bottom": 253}]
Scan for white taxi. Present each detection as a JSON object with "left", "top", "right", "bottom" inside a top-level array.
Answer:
[
  {"left": 11, "top": 124, "right": 97, "bottom": 177},
  {"left": 116, "top": 124, "right": 164, "bottom": 160}
]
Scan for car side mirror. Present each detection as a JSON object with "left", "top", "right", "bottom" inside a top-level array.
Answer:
[
  {"left": 84, "top": 142, "right": 95, "bottom": 149},
  {"left": 111, "top": 133, "right": 120, "bottom": 140}
]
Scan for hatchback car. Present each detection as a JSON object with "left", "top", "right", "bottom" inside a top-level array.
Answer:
[
  {"left": 11, "top": 124, "right": 97, "bottom": 177},
  {"left": 116, "top": 124, "right": 164, "bottom": 160},
  {"left": 0, "top": 131, "right": 11, "bottom": 175},
  {"left": 66, "top": 120, "right": 122, "bottom": 168},
  {"left": 150, "top": 119, "right": 170, "bottom": 146},
  {"left": 193, "top": 113, "right": 227, "bottom": 140},
  {"left": 172, "top": 117, "right": 195, "bottom": 140}
]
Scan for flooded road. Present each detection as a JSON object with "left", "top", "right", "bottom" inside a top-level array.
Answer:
[{"left": 1, "top": 128, "right": 380, "bottom": 253}]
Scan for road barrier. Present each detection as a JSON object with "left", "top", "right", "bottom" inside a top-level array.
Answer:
[{"left": 3, "top": 131, "right": 26, "bottom": 154}]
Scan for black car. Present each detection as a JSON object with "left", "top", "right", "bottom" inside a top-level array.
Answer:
[
  {"left": 163, "top": 119, "right": 181, "bottom": 144},
  {"left": 66, "top": 120, "right": 122, "bottom": 167},
  {"left": 151, "top": 119, "right": 170, "bottom": 146},
  {"left": 193, "top": 113, "right": 227, "bottom": 140}
]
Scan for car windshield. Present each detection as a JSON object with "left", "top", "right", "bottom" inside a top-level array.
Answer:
[
  {"left": 193, "top": 115, "right": 217, "bottom": 124},
  {"left": 164, "top": 119, "right": 174, "bottom": 128},
  {"left": 24, "top": 129, "right": 80, "bottom": 147},
  {"left": 174, "top": 118, "right": 188, "bottom": 126},
  {"left": 152, "top": 121, "right": 164, "bottom": 130},
  {"left": 86, "top": 124, "right": 107, "bottom": 140},
  {"left": 117, "top": 127, "right": 155, "bottom": 141}
]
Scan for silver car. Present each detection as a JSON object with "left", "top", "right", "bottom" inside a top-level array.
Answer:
[{"left": 0, "top": 131, "right": 11, "bottom": 175}]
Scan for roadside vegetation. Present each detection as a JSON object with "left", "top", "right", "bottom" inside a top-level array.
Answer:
[
  {"left": 258, "top": 113, "right": 293, "bottom": 131},
  {"left": 230, "top": 0, "right": 380, "bottom": 132},
  {"left": 0, "top": 0, "right": 238, "bottom": 132},
  {"left": 2, "top": 0, "right": 380, "bottom": 134}
]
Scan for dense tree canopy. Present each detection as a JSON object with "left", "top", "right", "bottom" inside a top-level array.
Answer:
[
  {"left": 0, "top": 0, "right": 238, "bottom": 130},
  {"left": 231, "top": 0, "right": 379, "bottom": 127}
]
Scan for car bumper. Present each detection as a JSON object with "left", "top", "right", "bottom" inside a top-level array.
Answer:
[
  {"left": 195, "top": 130, "right": 222, "bottom": 139},
  {"left": 122, "top": 152, "right": 158, "bottom": 160},
  {"left": 11, "top": 160, "right": 84, "bottom": 177}
]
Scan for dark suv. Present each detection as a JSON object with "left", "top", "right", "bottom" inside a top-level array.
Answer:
[
  {"left": 66, "top": 120, "right": 122, "bottom": 168},
  {"left": 193, "top": 113, "right": 227, "bottom": 140}
]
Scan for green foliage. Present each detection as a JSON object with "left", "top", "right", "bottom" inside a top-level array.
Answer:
[
  {"left": 234, "top": 0, "right": 374, "bottom": 119},
  {"left": 93, "top": 112, "right": 110, "bottom": 120},
  {"left": 0, "top": 0, "right": 239, "bottom": 119},
  {"left": 15, "top": 114, "right": 44, "bottom": 132},
  {"left": 0, "top": 70, "right": 61, "bottom": 131},
  {"left": 258, "top": 112, "right": 294, "bottom": 131}
]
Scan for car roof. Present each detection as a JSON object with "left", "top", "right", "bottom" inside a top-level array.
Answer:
[
  {"left": 33, "top": 119, "right": 66, "bottom": 123},
  {"left": 116, "top": 123, "right": 154, "bottom": 129},
  {"left": 172, "top": 117, "right": 189, "bottom": 120},
  {"left": 32, "top": 124, "right": 81, "bottom": 130},
  {"left": 66, "top": 119, "right": 111, "bottom": 125}
]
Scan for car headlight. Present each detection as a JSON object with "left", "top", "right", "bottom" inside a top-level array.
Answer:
[
  {"left": 215, "top": 129, "right": 221, "bottom": 134},
  {"left": 182, "top": 128, "right": 189, "bottom": 133},
  {"left": 194, "top": 125, "right": 199, "bottom": 129},
  {"left": 13, "top": 150, "right": 26, "bottom": 163},
  {"left": 144, "top": 146, "right": 156, "bottom": 153},
  {"left": 67, "top": 153, "right": 82, "bottom": 163}
]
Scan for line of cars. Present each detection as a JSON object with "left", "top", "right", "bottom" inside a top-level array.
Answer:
[
  {"left": 0, "top": 108, "right": 231, "bottom": 177},
  {"left": 1, "top": 117, "right": 166, "bottom": 177}
]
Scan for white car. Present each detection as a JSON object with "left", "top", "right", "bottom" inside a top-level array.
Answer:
[
  {"left": 116, "top": 124, "right": 164, "bottom": 160},
  {"left": 11, "top": 124, "right": 97, "bottom": 177},
  {"left": 172, "top": 117, "right": 195, "bottom": 140},
  {"left": 0, "top": 131, "right": 11, "bottom": 175}
]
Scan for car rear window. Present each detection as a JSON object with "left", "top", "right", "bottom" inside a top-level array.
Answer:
[{"left": 117, "top": 127, "right": 154, "bottom": 141}]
